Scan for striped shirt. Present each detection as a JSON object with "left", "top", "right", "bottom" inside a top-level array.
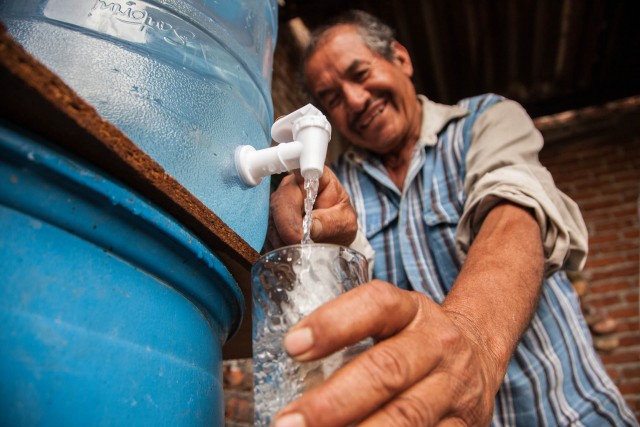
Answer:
[{"left": 334, "top": 94, "right": 637, "bottom": 426}]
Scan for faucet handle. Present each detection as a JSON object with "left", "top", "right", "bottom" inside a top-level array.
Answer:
[
  {"left": 271, "top": 104, "right": 330, "bottom": 144},
  {"left": 272, "top": 104, "right": 332, "bottom": 180}
]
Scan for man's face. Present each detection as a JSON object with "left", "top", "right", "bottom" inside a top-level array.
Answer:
[{"left": 304, "top": 25, "right": 420, "bottom": 156}]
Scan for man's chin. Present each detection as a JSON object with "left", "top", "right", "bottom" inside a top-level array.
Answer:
[{"left": 359, "top": 126, "right": 389, "bottom": 146}]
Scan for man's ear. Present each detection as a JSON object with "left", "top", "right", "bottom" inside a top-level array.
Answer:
[{"left": 391, "top": 41, "right": 414, "bottom": 77}]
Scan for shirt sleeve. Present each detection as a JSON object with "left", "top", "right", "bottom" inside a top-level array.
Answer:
[{"left": 457, "top": 99, "right": 589, "bottom": 277}]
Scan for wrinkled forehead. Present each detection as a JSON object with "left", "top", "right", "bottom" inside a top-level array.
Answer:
[
  {"left": 304, "top": 25, "right": 377, "bottom": 75},
  {"left": 303, "top": 29, "right": 375, "bottom": 94},
  {"left": 309, "top": 24, "right": 371, "bottom": 58}
]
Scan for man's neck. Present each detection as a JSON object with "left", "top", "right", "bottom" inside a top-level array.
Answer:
[
  {"left": 382, "top": 99, "right": 423, "bottom": 191},
  {"left": 382, "top": 137, "right": 418, "bottom": 191}
]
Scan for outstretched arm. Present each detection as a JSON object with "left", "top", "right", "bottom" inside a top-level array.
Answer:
[{"left": 273, "top": 201, "right": 544, "bottom": 427}]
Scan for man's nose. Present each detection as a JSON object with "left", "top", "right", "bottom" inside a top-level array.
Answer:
[{"left": 342, "top": 83, "right": 368, "bottom": 110}]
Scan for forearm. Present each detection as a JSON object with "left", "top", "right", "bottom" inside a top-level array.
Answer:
[
  {"left": 442, "top": 202, "right": 544, "bottom": 390},
  {"left": 460, "top": 100, "right": 588, "bottom": 275}
]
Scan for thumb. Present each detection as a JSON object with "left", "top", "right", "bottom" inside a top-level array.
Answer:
[{"left": 309, "top": 208, "right": 357, "bottom": 247}]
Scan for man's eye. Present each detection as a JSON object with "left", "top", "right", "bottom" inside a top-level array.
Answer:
[
  {"left": 354, "top": 69, "right": 368, "bottom": 81},
  {"left": 327, "top": 94, "right": 341, "bottom": 108}
]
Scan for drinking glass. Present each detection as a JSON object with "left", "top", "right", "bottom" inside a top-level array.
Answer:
[{"left": 252, "top": 243, "right": 371, "bottom": 426}]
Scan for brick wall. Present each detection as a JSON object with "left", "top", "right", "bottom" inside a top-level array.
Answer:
[
  {"left": 223, "top": 359, "right": 254, "bottom": 426},
  {"left": 537, "top": 99, "right": 640, "bottom": 418}
]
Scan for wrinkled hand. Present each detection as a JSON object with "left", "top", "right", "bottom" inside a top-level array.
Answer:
[
  {"left": 273, "top": 280, "right": 500, "bottom": 427},
  {"left": 267, "top": 166, "right": 357, "bottom": 248}
]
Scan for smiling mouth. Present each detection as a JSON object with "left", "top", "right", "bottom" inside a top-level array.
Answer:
[{"left": 356, "top": 99, "right": 386, "bottom": 130}]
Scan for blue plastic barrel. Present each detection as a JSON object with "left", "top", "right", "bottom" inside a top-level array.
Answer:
[
  {"left": 0, "top": 0, "right": 277, "bottom": 425},
  {"left": 0, "top": 123, "right": 244, "bottom": 426}
]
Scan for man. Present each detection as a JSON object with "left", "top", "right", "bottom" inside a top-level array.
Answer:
[{"left": 268, "top": 10, "right": 637, "bottom": 427}]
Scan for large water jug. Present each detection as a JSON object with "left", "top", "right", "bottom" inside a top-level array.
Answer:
[{"left": 0, "top": 0, "right": 278, "bottom": 249}]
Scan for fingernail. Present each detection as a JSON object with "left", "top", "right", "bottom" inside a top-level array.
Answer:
[
  {"left": 283, "top": 327, "right": 314, "bottom": 357},
  {"left": 310, "top": 219, "right": 322, "bottom": 239},
  {"left": 273, "top": 412, "right": 305, "bottom": 427}
]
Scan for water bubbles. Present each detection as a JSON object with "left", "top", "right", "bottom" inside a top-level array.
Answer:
[{"left": 301, "top": 174, "right": 319, "bottom": 244}]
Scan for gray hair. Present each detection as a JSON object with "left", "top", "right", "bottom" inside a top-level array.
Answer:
[{"left": 303, "top": 10, "right": 397, "bottom": 65}]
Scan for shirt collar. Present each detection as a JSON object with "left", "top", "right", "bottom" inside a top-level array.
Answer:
[
  {"left": 416, "top": 95, "right": 468, "bottom": 148},
  {"left": 344, "top": 95, "right": 469, "bottom": 164}
]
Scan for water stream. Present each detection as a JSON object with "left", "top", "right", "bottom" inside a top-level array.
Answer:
[{"left": 301, "top": 173, "right": 319, "bottom": 244}]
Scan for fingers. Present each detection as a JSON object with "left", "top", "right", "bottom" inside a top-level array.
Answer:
[
  {"left": 273, "top": 281, "right": 495, "bottom": 427},
  {"left": 275, "top": 356, "right": 478, "bottom": 427},
  {"left": 269, "top": 167, "right": 358, "bottom": 247},
  {"left": 308, "top": 206, "right": 357, "bottom": 246},
  {"left": 311, "top": 167, "right": 349, "bottom": 210},
  {"left": 359, "top": 372, "right": 465, "bottom": 427},
  {"left": 269, "top": 173, "right": 305, "bottom": 245},
  {"left": 284, "top": 281, "right": 420, "bottom": 361},
  {"left": 309, "top": 167, "right": 358, "bottom": 245},
  {"left": 274, "top": 282, "right": 441, "bottom": 426}
]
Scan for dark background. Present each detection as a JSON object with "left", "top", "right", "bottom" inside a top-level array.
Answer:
[{"left": 280, "top": 0, "right": 640, "bottom": 118}]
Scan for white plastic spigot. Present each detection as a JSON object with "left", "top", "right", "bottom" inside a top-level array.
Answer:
[{"left": 235, "top": 104, "right": 332, "bottom": 187}]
